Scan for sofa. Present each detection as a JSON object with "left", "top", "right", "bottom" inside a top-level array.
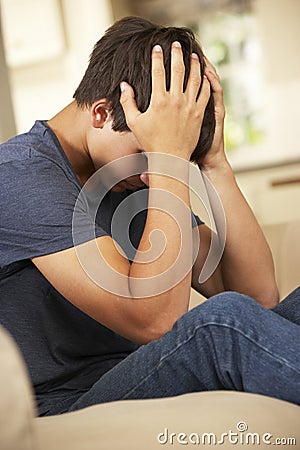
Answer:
[{"left": 1, "top": 220, "right": 299, "bottom": 450}]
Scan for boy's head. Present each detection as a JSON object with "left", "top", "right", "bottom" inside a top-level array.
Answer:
[{"left": 73, "top": 16, "right": 215, "bottom": 164}]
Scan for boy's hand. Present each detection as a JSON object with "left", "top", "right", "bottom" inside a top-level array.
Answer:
[
  {"left": 120, "top": 42, "right": 210, "bottom": 161},
  {"left": 200, "top": 58, "right": 227, "bottom": 171}
]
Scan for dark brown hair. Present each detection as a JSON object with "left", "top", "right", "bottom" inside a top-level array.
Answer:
[{"left": 74, "top": 16, "right": 215, "bottom": 164}]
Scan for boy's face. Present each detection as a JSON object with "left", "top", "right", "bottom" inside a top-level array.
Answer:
[{"left": 90, "top": 121, "right": 146, "bottom": 192}]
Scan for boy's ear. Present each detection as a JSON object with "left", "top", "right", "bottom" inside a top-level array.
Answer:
[{"left": 91, "top": 100, "right": 111, "bottom": 128}]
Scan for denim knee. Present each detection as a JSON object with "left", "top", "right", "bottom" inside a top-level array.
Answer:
[{"left": 177, "top": 291, "right": 263, "bottom": 333}]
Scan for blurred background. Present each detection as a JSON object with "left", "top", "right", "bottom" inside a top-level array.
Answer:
[{"left": 0, "top": 0, "right": 299, "bottom": 226}]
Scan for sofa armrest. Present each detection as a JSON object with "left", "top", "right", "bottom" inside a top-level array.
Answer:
[{"left": 0, "top": 325, "right": 36, "bottom": 450}]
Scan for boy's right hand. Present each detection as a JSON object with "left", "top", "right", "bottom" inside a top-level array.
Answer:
[{"left": 120, "top": 42, "right": 211, "bottom": 161}]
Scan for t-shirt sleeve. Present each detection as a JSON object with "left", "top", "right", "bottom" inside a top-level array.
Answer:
[
  {"left": 0, "top": 157, "right": 108, "bottom": 267},
  {"left": 192, "top": 212, "right": 204, "bottom": 227}
]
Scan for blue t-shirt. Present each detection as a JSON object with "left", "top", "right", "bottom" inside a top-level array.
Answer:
[{"left": 0, "top": 120, "right": 202, "bottom": 415}]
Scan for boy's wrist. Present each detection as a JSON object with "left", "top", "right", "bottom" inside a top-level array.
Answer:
[
  {"left": 200, "top": 156, "right": 233, "bottom": 179},
  {"left": 145, "top": 153, "right": 191, "bottom": 207},
  {"left": 146, "top": 152, "right": 190, "bottom": 179}
]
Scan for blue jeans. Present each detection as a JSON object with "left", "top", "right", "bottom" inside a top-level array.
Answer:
[{"left": 49, "top": 288, "right": 300, "bottom": 415}]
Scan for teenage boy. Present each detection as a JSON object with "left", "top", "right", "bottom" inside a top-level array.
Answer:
[{"left": 1, "top": 17, "right": 299, "bottom": 416}]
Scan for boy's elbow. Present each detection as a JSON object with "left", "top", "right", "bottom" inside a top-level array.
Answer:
[
  {"left": 132, "top": 317, "right": 175, "bottom": 345},
  {"left": 258, "top": 283, "right": 280, "bottom": 309}
]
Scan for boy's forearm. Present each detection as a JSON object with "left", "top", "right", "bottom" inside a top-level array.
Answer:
[
  {"left": 202, "top": 160, "right": 279, "bottom": 307},
  {"left": 128, "top": 156, "right": 193, "bottom": 332}
]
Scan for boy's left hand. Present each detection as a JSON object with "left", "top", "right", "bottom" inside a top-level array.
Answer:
[{"left": 200, "top": 58, "right": 227, "bottom": 172}]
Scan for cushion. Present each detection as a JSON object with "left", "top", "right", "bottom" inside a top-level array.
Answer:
[{"left": 35, "top": 391, "right": 300, "bottom": 450}]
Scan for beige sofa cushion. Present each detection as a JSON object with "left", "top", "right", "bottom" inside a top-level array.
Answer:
[
  {"left": 35, "top": 391, "right": 300, "bottom": 450},
  {"left": 0, "top": 326, "right": 36, "bottom": 450}
]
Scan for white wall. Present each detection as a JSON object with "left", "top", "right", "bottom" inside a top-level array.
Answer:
[
  {"left": 0, "top": 7, "right": 16, "bottom": 142},
  {"left": 257, "top": 0, "right": 300, "bottom": 160},
  {"left": 0, "top": 0, "right": 113, "bottom": 138},
  {"left": 230, "top": 0, "right": 300, "bottom": 169}
]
